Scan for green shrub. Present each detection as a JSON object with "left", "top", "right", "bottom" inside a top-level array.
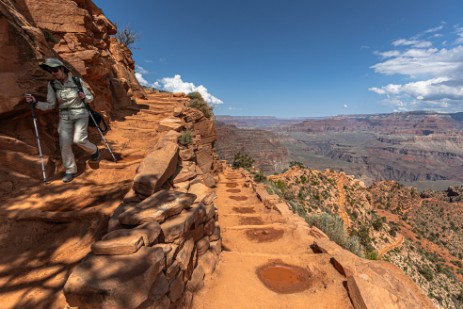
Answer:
[
  {"left": 253, "top": 171, "right": 266, "bottom": 183},
  {"left": 187, "top": 92, "right": 213, "bottom": 118},
  {"left": 306, "top": 213, "right": 365, "bottom": 257},
  {"left": 417, "top": 265, "right": 434, "bottom": 281},
  {"left": 178, "top": 129, "right": 193, "bottom": 146},
  {"left": 232, "top": 151, "right": 254, "bottom": 169},
  {"left": 372, "top": 216, "right": 384, "bottom": 231},
  {"left": 289, "top": 161, "right": 305, "bottom": 169},
  {"left": 365, "top": 250, "right": 379, "bottom": 260}
]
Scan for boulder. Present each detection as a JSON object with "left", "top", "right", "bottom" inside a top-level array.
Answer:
[
  {"left": 179, "top": 148, "right": 195, "bottom": 161},
  {"left": 172, "top": 164, "right": 198, "bottom": 184},
  {"left": 159, "top": 203, "right": 206, "bottom": 243},
  {"left": 91, "top": 222, "right": 161, "bottom": 255},
  {"left": 175, "top": 238, "right": 195, "bottom": 271},
  {"left": 119, "top": 190, "right": 196, "bottom": 225},
  {"left": 195, "top": 147, "right": 214, "bottom": 174},
  {"left": 64, "top": 247, "right": 165, "bottom": 309},
  {"left": 133, "top": 142, "right": 179, "bottom": 197}
]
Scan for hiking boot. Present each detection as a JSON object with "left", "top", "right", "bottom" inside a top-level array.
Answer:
[
  {"left": 91, "top": 148, "right": 100, "bottom": 161},
  {"left": 62, "top": 173, "right": 74, "bottom": 183}
]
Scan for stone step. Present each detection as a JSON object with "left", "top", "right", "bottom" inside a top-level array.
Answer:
[
  {"left": 221, "top": 223, "right": 313, "bottom": 255},
  {"left": 192, "top": 251, "right": 353, "bottom": 309},
  {"left": 219, "top": 213, "right": 287, "bottom": 227},
  {"left": 215, "top": 201, "right": 272, "bottom": 216}
]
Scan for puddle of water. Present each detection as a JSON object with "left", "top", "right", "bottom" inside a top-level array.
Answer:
[
  {"left": 245, "top": 228, "right": 284, "bottom": 242},
  {"left": 230, "top": 196, "right": 248, "bottom": 201},
  {"left": 239, "top": 217, "right": 264, "bottom": 225},
  {"left": 233, "top": 207, "right": 255, "bottom": 214},
  {"left": 256, "top": 261, "right": 312, "bottom": 294}
]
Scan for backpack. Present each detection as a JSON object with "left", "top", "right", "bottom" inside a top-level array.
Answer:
[
  {"left": 71, "top": 77, "right": 109, "bottom": 133},
  {"left": 50, "top": 77, "right": 109, "bottom": 133}
]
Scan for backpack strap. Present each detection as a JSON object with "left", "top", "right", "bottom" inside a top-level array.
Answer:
[{"left": 73, "top": 76, "right": 109, "bottom": 133}]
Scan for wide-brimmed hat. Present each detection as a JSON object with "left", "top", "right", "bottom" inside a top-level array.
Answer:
[{"left": 39, "top": 58, "right": 69, "bottom": 73}]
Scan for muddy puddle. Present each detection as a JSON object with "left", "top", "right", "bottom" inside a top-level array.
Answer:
[
  {"left": 239, "top": 217, "right": 264, "bottom": 225},
  {"left": 256, "top": 260, "right": 312, "bottom": 294},
  {"left": 245, "top": 228, "right": 284, "bottom": 242},
  {"left": 233, "top": 207, "right": 256, "bottom": 214},
  {"left": 230, "top": 196, "right": 247, "bottom": 201}
]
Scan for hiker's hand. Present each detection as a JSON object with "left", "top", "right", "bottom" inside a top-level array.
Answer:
[
  {"left": 25, "top": 94, "right": 36, "bottom": 106},
  {"left": 78, "top": 91, "right": 86, "bottom": 100}
]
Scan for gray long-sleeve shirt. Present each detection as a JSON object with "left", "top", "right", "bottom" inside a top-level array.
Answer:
[{"left": 36, "top": 75, "right": 93, "bottom": 111}]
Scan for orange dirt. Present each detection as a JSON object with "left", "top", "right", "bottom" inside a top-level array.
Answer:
[
  {"left": 378, "top": 234, "right": 404, "bottom": 257},
  {"left": 192, "top": 166, "right": 354, "bottom": 309},
  {"left": 0, "top": 92, "right": 187, "bottom": 309}
]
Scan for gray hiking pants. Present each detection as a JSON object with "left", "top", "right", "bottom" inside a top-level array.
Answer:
[{"left": 58, "top": 109, "right": 97, "bottom": 174}]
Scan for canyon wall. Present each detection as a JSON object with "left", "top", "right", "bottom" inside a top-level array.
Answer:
[{"left": 0, "top": 0, "right": 146, "bottom": 191}]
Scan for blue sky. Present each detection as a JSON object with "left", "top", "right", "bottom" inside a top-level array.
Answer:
[{"left": 93, "top": 0, "right": 463, "bottom": 117}]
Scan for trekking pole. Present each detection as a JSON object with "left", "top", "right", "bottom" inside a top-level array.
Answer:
[
  {"left": 28, "top": 97, "right": 48, "bottom": 183},
  {"left": 87, "top": 107, "right": 117, "bottom": 162}
]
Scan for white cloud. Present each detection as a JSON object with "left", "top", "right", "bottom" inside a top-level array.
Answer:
[
  {"left": 134, "top": 68, "right": 222, "bottom": 105},
  {"left": 375, "top": 50, "right": 401, "bottom": 59},
  {"left": 155, "top": 74, "right": 223, "bottom": 105},
  {"left": 343, "top": 104, "right": 348, "bottom": 108},
  {"left": 135, "top": 72, "right": 149, "bottom": 86},
  {"left": 392, "top": 39, "right": 432, "bottom": 48},
  {"left": 370, "top": 25, "right": 463, "bottom": 112},
  {"left": 456, "top": 27, "right": 463, "bottom": 44},
  {"left": 135, "top": 65, "right": 149, "bottom": 74},
  {"left": 424, "top": 25, "right": 444, "bottom": 34}
]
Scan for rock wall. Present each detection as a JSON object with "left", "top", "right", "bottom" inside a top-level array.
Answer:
[
  {"left": 63, "top": 103, "right": 222, "bottom": 309},
  {"left": 0, "top": 0, "right": 146, "bottom": 190}
]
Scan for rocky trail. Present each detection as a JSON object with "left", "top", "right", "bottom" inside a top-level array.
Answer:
[
  {"left": 0, "top": 92, "right": 188, "bottom": 309},
  {"left": 0, "top": 91, "right": 436, "bottom": 309},
  {"left": 192, "top": 166, "right": 353, "bottom": 309}
]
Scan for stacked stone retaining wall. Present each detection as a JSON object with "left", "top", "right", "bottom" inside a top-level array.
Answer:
[{"left": 64, "top": 104, "right": 221, "bottom": 309}]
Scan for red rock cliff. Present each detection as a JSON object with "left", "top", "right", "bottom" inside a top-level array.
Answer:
[{"left": 0, "top": 0, "right": 146, "bottom": 188}]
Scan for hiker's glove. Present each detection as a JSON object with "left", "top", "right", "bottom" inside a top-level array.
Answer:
[
  {"left": 25, "top": 94, "right": 37, "bottom": 106},
  {"left": 78, "top": 91, "right": 86, "bottom": 100}
]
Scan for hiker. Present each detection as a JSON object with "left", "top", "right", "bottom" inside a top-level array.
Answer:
[{"left": 25, "top": 58, "right": 99, "bottom": 183}]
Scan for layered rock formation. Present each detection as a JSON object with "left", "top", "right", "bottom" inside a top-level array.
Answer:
[
  {"left": 0, "top": 0, "right": 146, "bottom": 191},
  {"left": 215, "top": 112, "right": 463, "bottom": 188},
  {"left": 215, "top": 122, "right": 289, "bottom": 174}
]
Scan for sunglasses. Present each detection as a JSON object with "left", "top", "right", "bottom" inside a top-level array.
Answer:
[{"left": 47, "top": 67, "right": 61, "bottom": 73}]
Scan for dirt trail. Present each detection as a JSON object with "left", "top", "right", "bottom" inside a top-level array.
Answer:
[
  {"left": 0, "top": 92, "right": 187, "bottom": 309},
  {"left": 193, "top": 166, "right": 353, "bottom": 309},
  {"left": 378, "top": 234, "right": 404, "bottom": 257},
  {"left": 336, "top": 174, "right": 351, "bottom": 228}
]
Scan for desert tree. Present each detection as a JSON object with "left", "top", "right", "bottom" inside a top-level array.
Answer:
[{"left": 116, "top": 24, "right": 139, "bottom": 48}]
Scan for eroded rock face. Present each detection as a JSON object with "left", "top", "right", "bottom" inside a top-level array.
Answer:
[{"left": 0, "top": 0, "right": 145, "bottom": 186}]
